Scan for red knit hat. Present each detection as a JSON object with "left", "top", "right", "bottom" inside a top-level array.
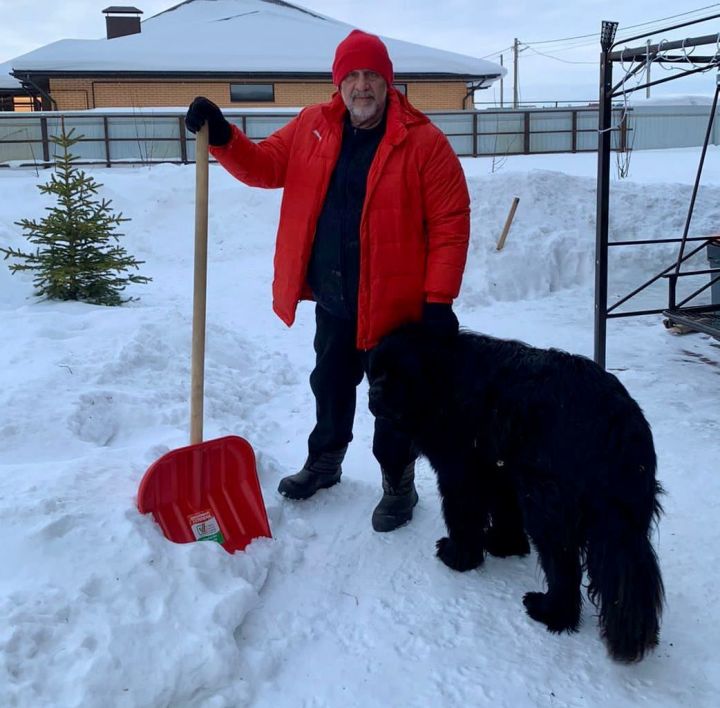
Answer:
[{"left": 332, "top": 30, "right": 394, "bottom": 87}]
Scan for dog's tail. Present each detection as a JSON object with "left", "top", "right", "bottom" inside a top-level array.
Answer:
[{"left": 585, "top": 418, "right": 664, "bottom": 663}]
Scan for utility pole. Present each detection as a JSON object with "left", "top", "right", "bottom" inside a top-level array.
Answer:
[
  {"left": 646, "top": 39, "right": 652, "bottom": 98},
  {"left": 500, "top": 54, "right": 504, "bottom": 108},
  {"left": 513, "top": 38, "right": 520, "bottom": 108}
]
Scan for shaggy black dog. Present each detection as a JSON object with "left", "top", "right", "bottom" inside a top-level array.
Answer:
[{"left": 368, "top": 324, "right": 664, "bottom": 663}]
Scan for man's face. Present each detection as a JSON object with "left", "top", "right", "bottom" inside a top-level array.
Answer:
[{"left": 340, "top": 69, "right": 388, "bottom": 128}]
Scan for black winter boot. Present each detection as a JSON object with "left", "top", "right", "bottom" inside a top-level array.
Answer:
[
  {"left": 277, "top": 446, "right": 348, "bottom": 500},
  {"left": 371, "top": 462, "right": 419, "bottom": 532}
]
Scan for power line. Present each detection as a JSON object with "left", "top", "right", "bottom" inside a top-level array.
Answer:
[
  {"left": 527, "top": 3, "right": 720, "bottom": 45},
  {"left": 481, "top": 4, "right": 720, "bottom": 63},
  {"left": 523, "top": 30, "right": 602, "bottom": 45},
  {"left": 522, "top": 37, "right": 606, "bottom": 54},
  {"left": 510, "top": 4, "right": 720, "bottom": 72},
  {"left": 521, "top": 45, "right": 597, "bottom": 65},
  {"left": 524, "top": 2, "right": 720, "bottom": 46},
  {"left": 479, "top": 45, "right": 514, "bottom": 60},
  {"left": 483, "top": 1, "right": 720, "bottom": 105},
  {"left": 616, "top": 2, "right": 720, "bottom": 38},
  {"left": 506, "top": 6, "right": 720, "bottom": 104}
]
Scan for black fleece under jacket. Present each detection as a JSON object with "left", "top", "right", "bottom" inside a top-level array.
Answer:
[{"left": 306, "top": 110, "right": 386, "bottom": 320}]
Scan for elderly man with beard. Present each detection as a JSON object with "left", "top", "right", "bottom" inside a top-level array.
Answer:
[{"left": 185, "top": 30, "right": 470, "bottom": 532}]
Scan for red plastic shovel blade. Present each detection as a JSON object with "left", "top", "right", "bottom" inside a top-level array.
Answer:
[{"left": 137, "top": 435, "right": 271, "bottom": 554}]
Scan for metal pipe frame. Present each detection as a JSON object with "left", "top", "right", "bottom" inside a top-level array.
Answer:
[
  {"left": 607, "top": 239, "right": 712, "bottom": 314},
  {"left": 611, "top": 62, "right": 720, "bottom": 98},
  {"left": 594, "top": 15, "right": 720, "bottom": 366},
  {"left": 673, "top": 80, "right": 720, "bottom": 277},
  {"left": 611, "top": 32, "right": 720, "bottom": 60},
  {"left": 594, "top": 21, "right": 616, "bottom": 368},
  {"left": 608, "top": 235, "right": 719, "bottom": 246},
  {"left": 674, "top": 273, "right": 720, "bottom": 309}
]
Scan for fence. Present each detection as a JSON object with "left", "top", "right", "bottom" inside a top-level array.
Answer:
[
  {"left": 0, "top": 104, "right": 715, "bottom": 166},
  {"left": 623, "top": 104, "right": 720, "bottom": 150}
]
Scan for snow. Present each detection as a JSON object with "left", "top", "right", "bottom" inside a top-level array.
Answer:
[
  {"left": 8, "top": 0, "right": 504, "bottom": 80},
  {"left": 1, "top": 145, "right": 719, "bottom": 707}
]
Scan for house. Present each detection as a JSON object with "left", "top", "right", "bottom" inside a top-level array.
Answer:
[{"left": 7, "top": 0, "right": 504, "bottom": 112}]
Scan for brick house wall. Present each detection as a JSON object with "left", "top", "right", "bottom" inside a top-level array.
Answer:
[
  {"left": 49, "top": 77, "right": 471, "bottom": 111},
  {"left": 406, "top": 83, "right": 469, "bottom": 110}
]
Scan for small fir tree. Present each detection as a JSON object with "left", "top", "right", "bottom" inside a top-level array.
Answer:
[{"left": 0, "top": 127, "right": 151, "bottom": 305}]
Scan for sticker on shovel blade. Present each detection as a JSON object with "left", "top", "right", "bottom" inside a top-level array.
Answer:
[{"left": 188, "top": 510, "right": 225, "bottom": 544}]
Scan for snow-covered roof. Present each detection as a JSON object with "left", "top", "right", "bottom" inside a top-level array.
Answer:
[
  {"left": 9, "top": 0, "right": 504, "bottom": 82},
  {"left": 0, "top": 61, "right": 22, "bottom": 90}
]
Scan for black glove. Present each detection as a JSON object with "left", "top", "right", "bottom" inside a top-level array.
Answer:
[
  {"left": 185, "top": 96, "right": 232, "bottom": 147},
  {"left": 422, "top": 302, "right": 459, "bottom": 337}
]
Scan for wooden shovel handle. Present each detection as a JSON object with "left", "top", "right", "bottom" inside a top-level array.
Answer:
[{"left": 190, "top": 124, "right": 209, "bottom": 445}]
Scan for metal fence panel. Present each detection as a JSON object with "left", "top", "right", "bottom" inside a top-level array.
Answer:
[
  {"left": 1, "top": 105, "right": 718, "bottom": 166},
  {"left": 110, "top": 137, "right": 182, "bottom": 162},
  {"left": 530, "top": 111, "right": 574, "bottom": 132},
  {"left": 428, "top": 113, "right": 473, "bottom": 134},
  {"left": 44, "top": 116, "right": 106, "bottom": 161},
  {"left": 0, "top": 117, "right": 43, "bottom": 142},
  {"left": 244, "top": 115, "right": 293, "bottom": 139},
  {"left": 628, "top": 105, "right": 715, "bottom": 150},
  {"left": 528, "top": 110, "right": 570, "bottom": 152},
  {"left": 530, "top": 131, "right": 573, "bottom": 152},
  {"left": 0, "top": 117, "right": 43, "bottom": 162},
  {"left": 107, "top": 116, "right": 180, "bottom": 139},
  {"left": 0, "top": 140, "right": 40, "bottom": 162},
  {"left": 107, "top": 116, "right": 182, "bottom": 161},
  {"left": 476, "top": 133, "right": 524, "bottom": 155},
  {"left": 576, "top": 110, "right": 600, "bottom": 151},
  {"left": 47, "top": 116, "right": 106, "bottom": 140},
  {"left": 477, "top": 112, "right": 525, "bottom": 134},
  {"left": 445, "top": 134, "right": 474, "bottom": 155},
  {"left": 425, "top": 113, "right": 473, "bottom": 155}
]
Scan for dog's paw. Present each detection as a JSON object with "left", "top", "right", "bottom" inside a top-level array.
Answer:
[
  {"left": 522, "top": 592, "right": 580, "bottom": 634},
  {"left": 485, "top": 528, "right": 531, "bottom": 558},
  {"left": 435, "top": 537, "right": 484, "bottom": 572}
]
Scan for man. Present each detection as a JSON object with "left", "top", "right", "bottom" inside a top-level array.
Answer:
[{"left": 185, "top": 29, "right": 470, "bottom": 532}]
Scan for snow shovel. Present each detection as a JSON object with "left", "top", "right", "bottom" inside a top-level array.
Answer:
[{"left": 137, "top": 124, "right": 271, "bottom": 554}]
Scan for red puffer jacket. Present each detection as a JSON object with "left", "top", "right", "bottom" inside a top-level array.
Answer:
[{"left": 210, "top": 89, "right": 470, "bottom": 350}]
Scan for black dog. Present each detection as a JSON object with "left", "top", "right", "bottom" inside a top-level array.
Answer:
[{"left": 368, "top": 324, "right": 664, "bottom": 663}]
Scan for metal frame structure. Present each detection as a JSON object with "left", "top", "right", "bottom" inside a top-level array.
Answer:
[{"left": 594, "top": 14, "right": 720, "bottom": 367}]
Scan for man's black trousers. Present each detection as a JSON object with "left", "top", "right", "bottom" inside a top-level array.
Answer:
[{"left": 307, "top": 305, "right": 416, "bottom": 477}]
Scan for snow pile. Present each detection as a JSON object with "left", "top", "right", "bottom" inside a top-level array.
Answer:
[{"left": 462, "top": 167, "right": 720, "bottom": 308}]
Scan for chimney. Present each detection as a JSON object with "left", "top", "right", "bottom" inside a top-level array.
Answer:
[{"left": 102, "top": 6, "right": 143, "bottom": 39}]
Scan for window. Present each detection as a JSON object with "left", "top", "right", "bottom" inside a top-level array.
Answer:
[
  {"left": 230, "top": 83, "right": 274, "bottom": 102},
  {"left": 11, "top": 96, "right": 38, "bottom": 112},
  {"left": 393, "top": 83, "right": 407, "bottom": 95}
]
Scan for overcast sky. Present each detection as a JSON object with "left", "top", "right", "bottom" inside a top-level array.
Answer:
[{"left": 1, "top": 0, "right": 718, "bottom": 102}]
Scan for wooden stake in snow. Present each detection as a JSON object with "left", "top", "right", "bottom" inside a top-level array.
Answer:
[{"left": 496, "top": 197, "right": 520, "bottom": 251}]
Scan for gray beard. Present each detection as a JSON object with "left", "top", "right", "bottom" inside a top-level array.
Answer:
[{"left": 349, "top": 100, "right": 380, "bottom": 125}]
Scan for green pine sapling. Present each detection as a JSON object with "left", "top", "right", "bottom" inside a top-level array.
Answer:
[{"left": 0, "top": 126, "right": 151, "bottom": 305}]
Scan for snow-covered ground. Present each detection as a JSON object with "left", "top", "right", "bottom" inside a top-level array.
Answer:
[{"left": 1, "top": 146, "right": 719, "bottom": 707}]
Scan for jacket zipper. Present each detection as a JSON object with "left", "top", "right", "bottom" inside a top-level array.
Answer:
[{"left": 357, "top": 140, "right": 394, "bottom": 349}]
